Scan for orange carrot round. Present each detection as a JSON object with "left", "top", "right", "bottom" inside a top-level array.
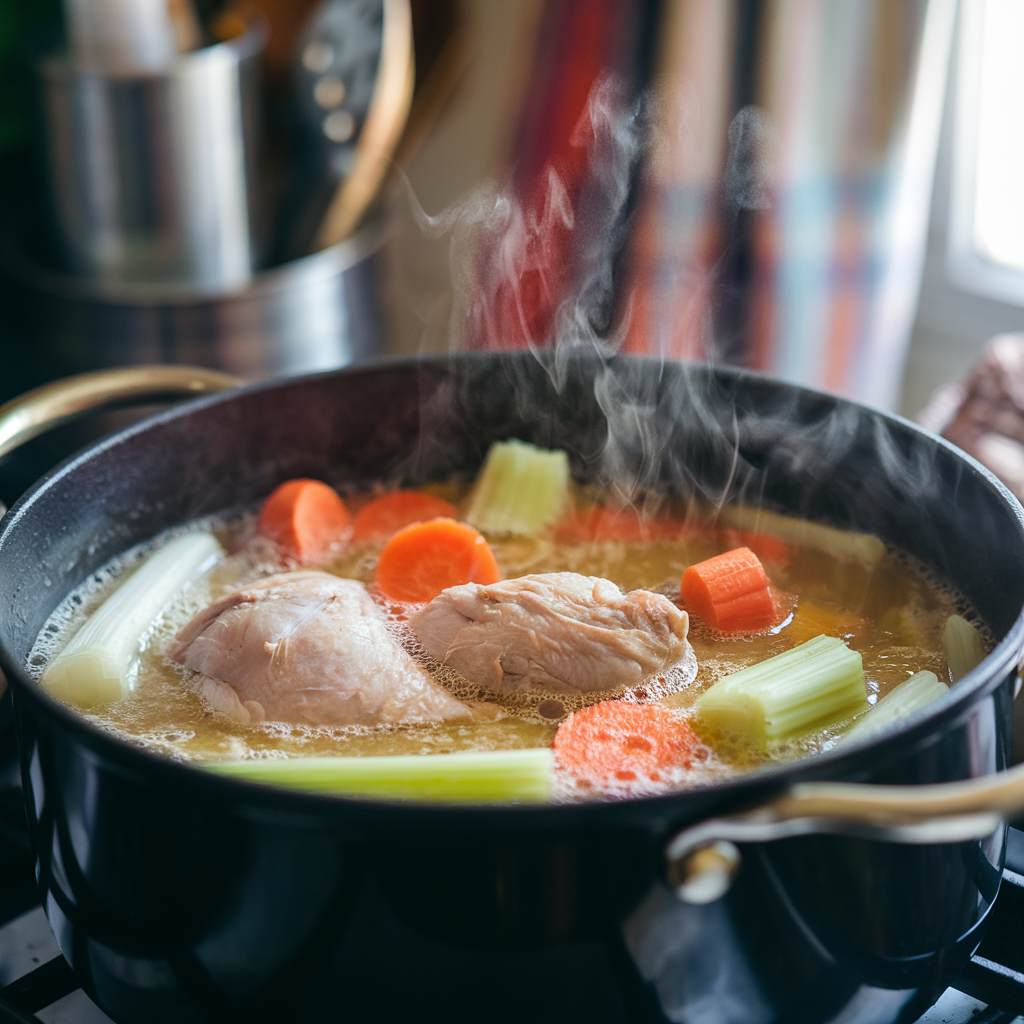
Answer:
[
  {"left": 257, "top": 479, "right": 351, "bottom": 563},
  {"left": 681, "top": 546, "right": 777, "bottom": 633},
  {"left": 554, "top": 700, "right": 702, "bottom": 787},
  {"left": 351, "top": 491, "right": 458, "bottom": 543},
  {"left": 374, "top": 517, "right": 501, "bottom": 603}
]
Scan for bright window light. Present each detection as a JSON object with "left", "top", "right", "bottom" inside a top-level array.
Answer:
[{"left": 973, "top": 0, "right": 1024, "bottom": 271}]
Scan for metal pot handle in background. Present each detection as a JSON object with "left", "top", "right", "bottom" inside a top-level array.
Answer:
[
  {"left": 0, "top": 365, "right": 242, "bottom": 513},
  {"left": 668, "top": 758, "right": 1024, "bottom": 904}
]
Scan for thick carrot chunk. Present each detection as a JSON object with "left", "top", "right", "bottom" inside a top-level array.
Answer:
[
  {"left": 554, "top": 700, "right": 702, "bottom": 787},
  {"left": 681, "top": 546, "right": 777, "bottom": 633},
  {"left": 258, "top": 479, "right": 351, "bottom": 563},
  {"left": 352, "top": 491, "right": 458, "bottom": 543},
  {"left": 375, "top": 517, "right": 501, "bottom": 603}
]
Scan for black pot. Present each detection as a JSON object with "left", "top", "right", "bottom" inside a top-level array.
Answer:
[{"left": 1, "top": 352, "right": 1024, "bottom": 1024}]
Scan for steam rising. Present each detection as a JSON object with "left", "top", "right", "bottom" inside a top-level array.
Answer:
[
  {"left": 394, "top": 75, "right": 977, "bottom": 601},
  {"left": 400, "top": 75, "right": 678, "bottom": 505},
  {"left": 404, "top": 75, "right": 647, "bottom": 363}
]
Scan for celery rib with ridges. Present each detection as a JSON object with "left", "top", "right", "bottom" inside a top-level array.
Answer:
[
  {"left": 204, "top": 749, "right": 553, "bottom": 803},
  {"left": 695, "top": 635, "right": 868, "bottom": 746},
  {"left": 466, "top": 439, "right": 570, "bottom": 536},
  {"left": 840, "top": 671, "right": 948, "bottom": 744},
  {"left": 944, "top": 614, "right": 985, "bottom": 682},
  {"left": 41, "top": 531, "right": 221, "bottom": 708}
]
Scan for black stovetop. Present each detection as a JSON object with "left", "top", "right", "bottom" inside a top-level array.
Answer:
[{"left": 1, "top": 694, "right": 1023, "bottom": 1024}]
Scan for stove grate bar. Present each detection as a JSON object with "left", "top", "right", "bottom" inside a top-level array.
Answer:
[
  {"left": 0, "top": 957, "right": 78, "bottom": 1017},
  {"left": 955, "top": 955, "right": 1024, "bottom": 1017},
  {"left": 0, "top": 993, "right": 44, "bottom": 1024}
]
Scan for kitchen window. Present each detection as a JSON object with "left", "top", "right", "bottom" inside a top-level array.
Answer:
[{"left": 901, "top": 0, "right": 1024, "bottom": 417}]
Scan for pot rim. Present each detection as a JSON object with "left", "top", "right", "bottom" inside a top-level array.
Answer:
[{"left": 3, "top": 353, "right": 1023, "bottom": 829}]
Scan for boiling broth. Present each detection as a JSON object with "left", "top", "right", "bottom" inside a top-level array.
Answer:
[{"left": 27, "top": 488, "right": 984, "bottom": 799}]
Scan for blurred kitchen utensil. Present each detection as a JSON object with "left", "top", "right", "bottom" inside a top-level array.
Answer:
[
  {"left": 391, "top": 12, "right": 472, "bottom": 171},
  {"left": 313, "top": 0, "right": 413, "bottom": 249},
  {"left": 36, "top": 16, "right": 265, "bottom": 287},
  {"left": 276, "top": 0, "right": 412, "bottom": 258}
]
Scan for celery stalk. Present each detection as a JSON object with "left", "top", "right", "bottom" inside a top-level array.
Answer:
[
  {"left": 204, "top": 749, "right": 553, "bottom": 803},
  {"left": 466, "top": 439, "right": 570, "bottom": 536},
  {"left": 695, "top": 635, "right": 868, "bottom": 746},
  {"left": 41, "top": 531, "right": 221, "bottom": 708},
  {"left": 839, "top": 671, "right": 948, "bottom": 745},
  {"left": 944, "top": 614, "right": 986, "bottom": 682},
  {"left": 718, "top": 506, "right": 885, "bottom": 569}
]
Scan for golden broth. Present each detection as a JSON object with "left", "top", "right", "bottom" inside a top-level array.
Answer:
[{"left": 28, "top": 489, "right": 984, "bottom": 799}]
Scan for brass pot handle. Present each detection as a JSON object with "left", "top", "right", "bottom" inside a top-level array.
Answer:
[
  {"left": 667, "top": 760, "right": 1024, "bottom": 904},
  {"left": 0, "top": 365, "right": 241, "bottom": 463}
]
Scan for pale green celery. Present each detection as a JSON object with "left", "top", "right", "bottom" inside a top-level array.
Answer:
[
  {"left": 944, "top": 614, "right": 986, "bottom": 682},
  {"left": 839, "top": 671, "right": 948, "bottom": 745},
  {"left": 42, "top": 531, "right": 221, "bottom": 708},
  {"left": 695, "top": 635, "right": 867, "bottom": 747},
  {"left": 205, "top": 749, "right": 553, "bottom": 803},
  {"left": 718, "top": 506, "right": 885, "bottom": 569},
  {"left": 466, "top": 439, "right": 569, "bottom": 536}
]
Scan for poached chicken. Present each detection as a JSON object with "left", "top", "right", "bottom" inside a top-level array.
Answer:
[
  {"left": 410, "top": 572, "right": 691, "bottom": 696},
  {"left": 170, "top": 571, "right": 471, "bottom": 726}
]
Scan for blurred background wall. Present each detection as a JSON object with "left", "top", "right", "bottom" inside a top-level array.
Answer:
[
  {"left": 381, "top": 0, "right": 956, "bottom": 417},
  {"left": 4, "top": 0, "right": 1021, "bottom": 428}
]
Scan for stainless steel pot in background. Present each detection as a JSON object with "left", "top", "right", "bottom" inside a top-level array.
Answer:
[
  {"left": 0, "top": 1, "right": 415, "bottom": 402},
  {"left": 1, "top": 222, "right": 384, "bottom": 382}
]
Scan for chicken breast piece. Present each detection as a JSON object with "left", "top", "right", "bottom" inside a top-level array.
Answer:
[
  {"left": 169, "top": 571, "right": 471, "bottom": 727},
  {"left": 410, "top": 572, "right": 691, "bottom": 696}
]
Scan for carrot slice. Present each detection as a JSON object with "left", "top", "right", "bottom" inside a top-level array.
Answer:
[
  {"left": 374, "top": 517, "right": 501, "bottom": 603},
  {"left": 554, "top": 700, "right": 702, "bottom": 787},
  {"left": 258, "top": 479, "right": 351, "bottom": 563},
  {"left": 351, "top": 491, "right": 458, "bottom": 543},
  {"left": 681, "top": 546, "right": 777, "bottom": 633}
]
